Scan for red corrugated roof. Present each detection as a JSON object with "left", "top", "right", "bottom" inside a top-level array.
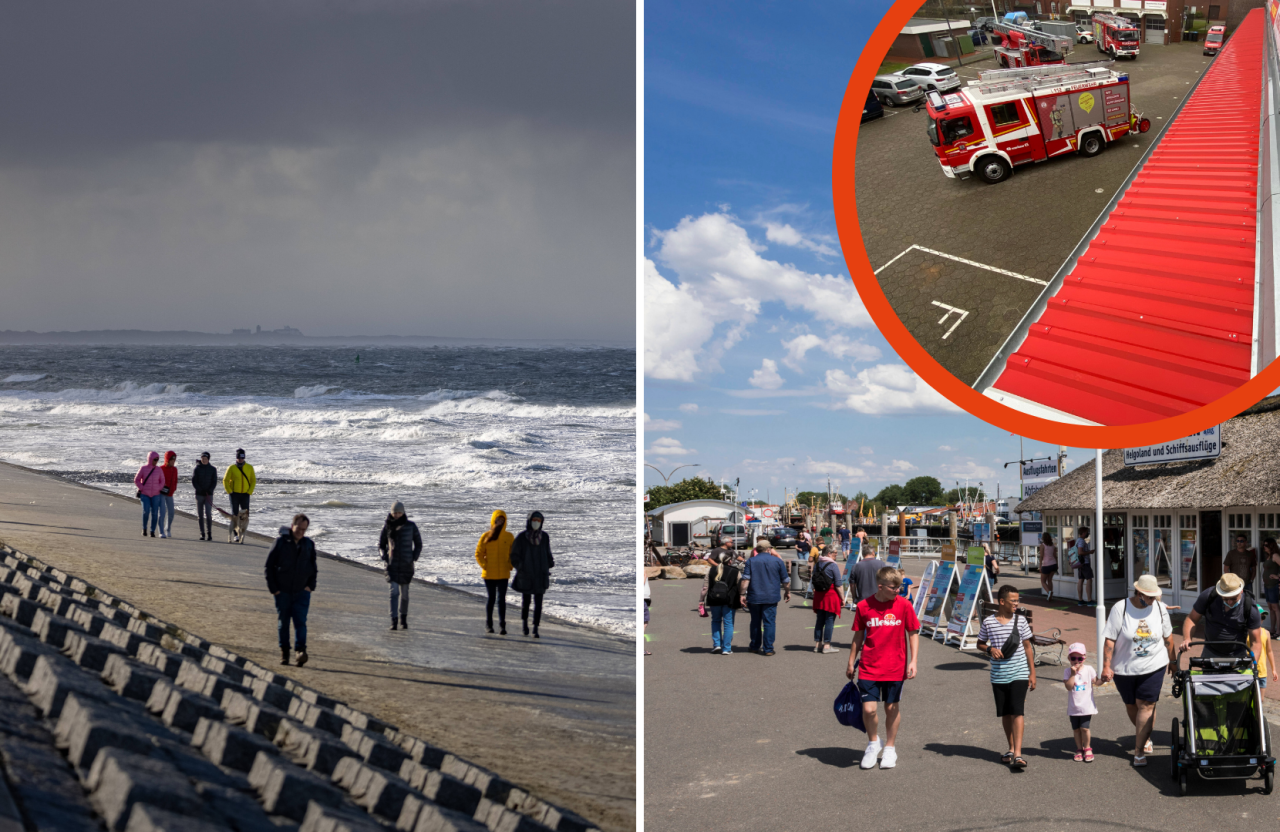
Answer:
[{"left": 989, "top": 10, "right": 1262, "bottom": 425}]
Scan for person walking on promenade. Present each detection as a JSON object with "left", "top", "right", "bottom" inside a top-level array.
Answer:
[
  {"left": 157, "top": 451, "right": 179, "bottom": 538},
  {"left": 1101, "top": 574, "right": 1173, "bottom": 768},
  {"left": 1263, "top": 537, "right": 1280, "bottom": 637},
  {"left": 846, "top": 567, "right": 920, "bottom": 770},
  {"left": 223, "top": 448, "right": 256, "bottom": 544},
  {"left": 976, "top": 585, "right": 1036, "bottom": 770},
  {"left": 475, "top": 509, "right": 514, "bottom": 634},
  {"left": 983, "top": 542, "right": 1000, "bottom": 586},
  {"left": 848, "top": 544, "right": 888, "bottom": 609},
  {"left": 1062, "top": 642, "right": 1097, "bottom": 762},
  {"left": 811, "top": 546, "right": 844, "bottom": 654},
  {"left": 510, "top": 510, "right": 553, "bottom": 638},
  {"left": 838, "top": 524, "right": 851, "bottom": 559},
  {"left": 380, "top": 501, "right": 422, "bottom": 631},
  {"left": 1179, "top": 573, "right": 1263, "bottom": 661},
  {"left": 1255, "top": 605, "right": 1278, "bottom": 689},
  {"left": 703, "top": 550, "right": 741, "bottom": 654},
  {"left": 739, "top": 539, "right": 790, "bottom": 656},
  {"left": 1039, "top": 531, "right": 1058, "bottom": 600},
  {"left": 1223, "top": 533, "right": 1257, "bottom": 587},
  {"left": 192, "top": 452, "right": 218, "bottom": 542},
  {"left": 265, "top": 513, "right": 316, "bottom": 667},
  {"left": 643, "top": 572, "right": 652, "bottom": 656},
  {"left": 134, "top": 451, "right": 166, "bottom": 538},
  {"left": 1072, "top": 527, "right": 1095, "bottom": 606}
]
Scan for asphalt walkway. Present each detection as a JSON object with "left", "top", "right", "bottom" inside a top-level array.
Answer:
[
  {"left": 644, "top": 569, "right": 1279, "bottom": 832},
  {"left": 0, "top": 461, "right": 635, "bottom": 832}
]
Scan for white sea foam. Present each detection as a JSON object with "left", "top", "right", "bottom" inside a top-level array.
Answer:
[{"left": 2, "top": 373, "right": 47, "bottom": 383}]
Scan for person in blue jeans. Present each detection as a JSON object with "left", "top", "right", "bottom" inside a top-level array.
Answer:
[
  {"left": 701, "top": 550, "right": 742, "bottom": 654},
  {"left": 739, "top": 539, "right": 791, "bottom": 656},
  {"left": 265, "top": 513, "right": 318, "bottom": 667}
]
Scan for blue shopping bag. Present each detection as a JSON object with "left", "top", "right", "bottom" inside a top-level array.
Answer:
[{"left": 834, "top": 680, "right": 865, "bottom": 732}]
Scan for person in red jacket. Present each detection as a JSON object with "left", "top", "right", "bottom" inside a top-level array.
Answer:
[{"left": 159, "top": 451, "right": 179, "bottom": 538}]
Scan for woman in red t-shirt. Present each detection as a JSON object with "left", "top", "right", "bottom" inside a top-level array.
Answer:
[{"left": 812, "top": 550, "right": 845, "bottom": 653}]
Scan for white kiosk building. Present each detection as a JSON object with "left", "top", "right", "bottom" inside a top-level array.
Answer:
[
  {"left": 1016, "top": 397, "right": 1280, "bottom": 607},
  {"left": 645, "top": 500, "right": 743, "bottom": 548}
]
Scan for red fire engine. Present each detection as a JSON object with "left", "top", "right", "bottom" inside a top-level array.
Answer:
[
  {"left": 1093, "top": 12, "right": 1141, "bottom": 59},
  {"left": 1203, "top": 25, "right": 1226, "bottom": 56},
  {"left": 924, "top": 61, "right": 1150, "bottom": 184},
  {"left": 992, "top": 19, "right": 1074, "bottom": 68}
]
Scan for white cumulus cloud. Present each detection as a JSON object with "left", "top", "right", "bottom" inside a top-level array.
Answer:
[
  {"left": 646, "top": 437, "right": 696, "bottom": 458},
  {"left": 938, "top": 445, "right": 955, "bottom": 452},
  {"left": 888, "top": 459, "right": 917, "bottom": 472},
  {"left": 782, "top": 332, "right": 880, "bottom": 370},
  {"left": 824, "top": 364, "right": 960, "bottom": 415},
  {"left": 749, "top": 358, "right": 785, "bottom": 390},
  {"left": 643, "top": 213, "right": 871, "bottom": 379},
  {"left": 679, "top": 403, "right": 699, "bottom": 413},
  {"left": 763, "top": 222, "right": 838, "bottom": 257},
  {"left": 644, "top": 413, "right": 682, "bottom": 432}
]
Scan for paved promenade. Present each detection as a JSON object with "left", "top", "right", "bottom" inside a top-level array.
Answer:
[
  {"left": 0, "top": 462, "right": 635, "bottom": 832},
  {"left": 644, "top": 566, "right": 1280, "bottom": 832}
]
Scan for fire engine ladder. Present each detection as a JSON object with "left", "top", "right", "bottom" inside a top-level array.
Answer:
[
  {"left": 992, "top": 21, "right": 1074, "bottom": 55},
  {"left": 971, "top": 60, "right": 1116, "bottom": 97},
  {"left": 1092, "top": 12, "right": 1135, "bottom": 31}
]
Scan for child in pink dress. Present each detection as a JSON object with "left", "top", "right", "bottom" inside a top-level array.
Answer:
[{"left": 1063, "top": 641, "right": 1098, "bottom": 762}]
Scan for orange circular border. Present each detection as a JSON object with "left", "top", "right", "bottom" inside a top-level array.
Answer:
[{"left": 833, "top": 0, "right": 1280, "bottom": 447}]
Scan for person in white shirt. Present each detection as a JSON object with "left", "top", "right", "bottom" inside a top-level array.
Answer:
[{"left": 1100, "top": 574, "right": 1175, "bottom": 768}]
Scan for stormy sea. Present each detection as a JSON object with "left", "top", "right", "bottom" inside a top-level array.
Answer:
[{"left": 0, "top": 345, "right": 636, "bottom": 634}]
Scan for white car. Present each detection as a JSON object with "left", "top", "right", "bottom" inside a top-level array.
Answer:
[
  {"left": 1076, "top": 25, "right": 1094, "bottom": 43},
  {"left": 900, "top": 62, "right": 962, "bottom": 94}
]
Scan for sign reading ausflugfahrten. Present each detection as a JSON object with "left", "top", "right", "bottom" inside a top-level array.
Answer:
[{"left": 1123, "top": 426, "right": 1221, "bottom": 467}]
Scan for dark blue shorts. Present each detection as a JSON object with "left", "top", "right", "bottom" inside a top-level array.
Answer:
[
  {"left": 1265, "top": 584, "right": 1280, "bottom": 605},
  {"left": 1114, "top": 668, "right": 1164, "bottom": 704},
  {"left": 857, "top": 678, "right": 904, "bottom": 704}
]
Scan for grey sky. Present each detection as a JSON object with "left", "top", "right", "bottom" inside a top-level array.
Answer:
[{"left": 0, "top": 0, "right": 634, "bottom": 343}]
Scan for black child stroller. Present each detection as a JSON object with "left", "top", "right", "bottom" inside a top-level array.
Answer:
[{"left": 1169, "top": 640, "right": 1275, "bottom": 795}]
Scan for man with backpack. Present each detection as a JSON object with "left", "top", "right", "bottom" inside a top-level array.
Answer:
[{"left": 702, "top": 550, "right": 741, "bottom": 654}]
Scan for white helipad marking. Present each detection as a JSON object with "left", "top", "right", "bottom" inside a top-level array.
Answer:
[
  {"left": 874, "top": 244, "right": 1048, "bottom": 286},
  {"left": 931, "top": 301, "right": 970, "bottom": 340}
]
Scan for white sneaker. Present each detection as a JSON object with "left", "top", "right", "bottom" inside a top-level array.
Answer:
[
  {"left": 822, "top": 645, "right": 839, "bottom": 653},
  {"left": 860, "top": 739, "right": 882, "bottom": 769},
  {"left": 879, "top": 747, "right": 897, "bottom": 769}
]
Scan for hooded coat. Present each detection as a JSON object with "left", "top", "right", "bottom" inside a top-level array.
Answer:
[
  {"left": 379, "top": 513, "right": 422, "bottom": 584},
  {"left": 191, "top": 460, "right": 219, "bottom": 495},
  {"left": 134, "top": 452, "right": 166, "bottom": 497},
  {"left": 160, "top": 451, "right": 178, "bottom": 496},
  {"left": 265, "top": 530, "right": 318, "bottom": 594},
  {"left": 510, "top": 511, "right": 554, "bottom": 595},
  {"left": 474, "top": 510, "right": 515, "bottom": 580}
]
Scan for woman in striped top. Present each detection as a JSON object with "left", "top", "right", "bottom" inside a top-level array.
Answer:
[{"left": 977, "top": 585, "right": 1037, "bottom": 770}]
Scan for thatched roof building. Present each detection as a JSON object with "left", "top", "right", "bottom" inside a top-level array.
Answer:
[{"left": 1016, "top": 395, "right": 1280, "bottom": 514}]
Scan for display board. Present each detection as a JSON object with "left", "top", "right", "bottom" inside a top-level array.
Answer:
[
  {"left": 920, "top": 561, "right": 957, "bottom": 638},
  {"left": 913, "top": 560, "right": 938, "bottom": 619},
  {"left": 887, "top": 538, "right": 901, "bottom": 569},
  {"left": 945, "top": 564, "right": 993, "bottom": 649},
  {"left": 967, "top": 545, "right": 986, "bottom": 566}
]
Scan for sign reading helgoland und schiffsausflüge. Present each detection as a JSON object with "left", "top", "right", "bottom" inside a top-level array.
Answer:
[{"left": 1123, "top": 426, "right": 1221, "bottom": 467}]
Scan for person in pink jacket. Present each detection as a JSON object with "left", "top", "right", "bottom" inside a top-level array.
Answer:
[{"left": 134, "top": 451, "right": 166, "bottom": 538}]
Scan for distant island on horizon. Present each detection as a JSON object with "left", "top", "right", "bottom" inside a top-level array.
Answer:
[{"left": 0, "top": 328, "right": 633, "bottom": 349}]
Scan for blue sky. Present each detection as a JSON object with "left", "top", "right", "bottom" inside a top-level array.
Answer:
[{"left": 643, "top": 0, "right": 1093, "bottom": 502}]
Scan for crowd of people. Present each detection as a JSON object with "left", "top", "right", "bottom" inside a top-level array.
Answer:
[
  {"left": 671, "top": 534, "right": 1280, "bottom": 772},
  {"left": 132, "top": 448, "right": 558, "bottom": 666}
]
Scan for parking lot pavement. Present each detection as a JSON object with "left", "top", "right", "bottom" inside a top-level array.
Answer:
[
  {"left": 644, "top": 574, "right": 1280, "bottom": 832},
  {"left": 854, "top": 44, "right": 1215, "bottom": 385}
]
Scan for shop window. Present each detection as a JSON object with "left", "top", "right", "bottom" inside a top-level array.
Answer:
[
  {"left": 1154, "top": 514, "right": 1171, "bottom": 528},
  {"left": 1180, "top": 515, "right": 1199, "bottom": 592}
]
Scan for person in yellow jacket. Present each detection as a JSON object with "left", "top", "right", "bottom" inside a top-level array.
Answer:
[
  {"left": 223, "top": 448, "right": 257, "bottom": 544},
  {"left": 475, "top": 509, "right": 514, "bottom": 634}
]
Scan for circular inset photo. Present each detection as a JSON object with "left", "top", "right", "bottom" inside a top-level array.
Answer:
[{"left": 834, "top": 0, "right": 1280, "bottom": 445}]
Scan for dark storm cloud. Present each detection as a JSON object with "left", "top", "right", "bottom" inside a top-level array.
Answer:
[
  {"left": 0, "top": 0, "right": 633, "bottom": 161},
  {"left": 0, "top": 0, "right": 635, "bottom": 343}
]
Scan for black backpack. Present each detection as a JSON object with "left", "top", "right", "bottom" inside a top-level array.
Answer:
[
  {"left": 705, "top": 564, "right": 733, "bottom": 606},
  {"left": 811, "top": 560, "right": 835, "bottom": 593}
]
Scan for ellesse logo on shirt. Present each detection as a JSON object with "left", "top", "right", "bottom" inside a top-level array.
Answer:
[{"left": 866, "top": 612, "right": 902, "bottom": 627}]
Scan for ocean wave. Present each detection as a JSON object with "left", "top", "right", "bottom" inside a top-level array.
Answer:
[
  {"left": 2, "top": 373, "right": 47, "bottom": 383},
  {"left": 294, "top": 384, "right": 339, "bottom": 398}
]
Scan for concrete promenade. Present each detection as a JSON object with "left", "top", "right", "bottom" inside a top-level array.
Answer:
[
  {"left": 644, "top": 564, "right": 1280, "bottom": 832},
  {"left": 0, "top": 462, "right": 635, "bottom": 832}
]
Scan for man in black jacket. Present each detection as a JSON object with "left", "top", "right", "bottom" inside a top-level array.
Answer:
[
  {"left": 379, "top": 501, "right": 423, "bottom": 631},
  {"left": 191, "top": 452, "right": 218, "bottom": 542},
  {"left": 265, "top": 513, "right": 318, "bottom": 666}
]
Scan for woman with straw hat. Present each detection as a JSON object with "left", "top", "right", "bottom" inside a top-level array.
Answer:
[{"left": 1100, "top": 574, "right": 1174, "bottom": 768}]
